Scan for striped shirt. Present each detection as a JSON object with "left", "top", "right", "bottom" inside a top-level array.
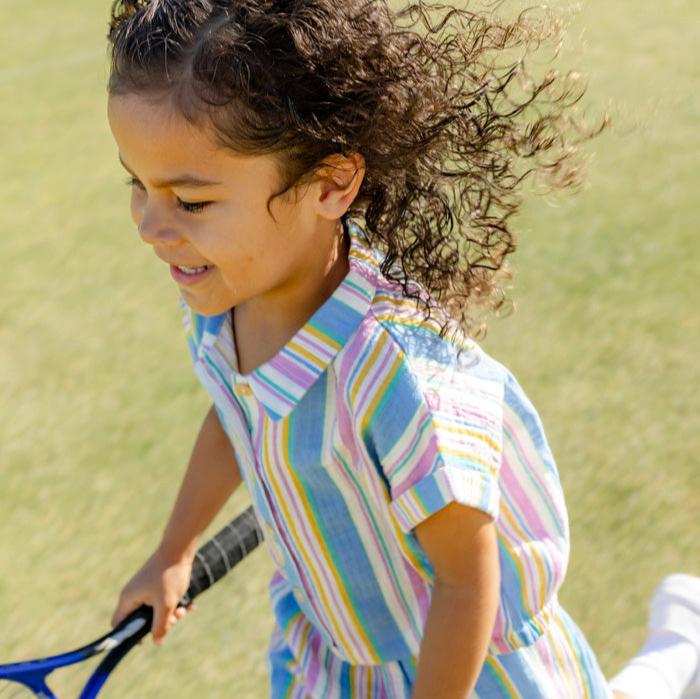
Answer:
[{"left": 181, "top": 221, "right": 609, "bottom": 698}]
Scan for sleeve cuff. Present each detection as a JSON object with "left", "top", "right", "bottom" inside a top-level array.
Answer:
[{"left": 390, "top": 465, "right": 499, "bottom": 532}]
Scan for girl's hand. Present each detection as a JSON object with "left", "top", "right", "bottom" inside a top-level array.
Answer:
[{"left": 111, "top": 548, "right": 195, "bottom": 645}]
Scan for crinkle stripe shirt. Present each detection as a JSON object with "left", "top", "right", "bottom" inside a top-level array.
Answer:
[{"left": 181, "top": 221, "right": 572, "bottom": 671}]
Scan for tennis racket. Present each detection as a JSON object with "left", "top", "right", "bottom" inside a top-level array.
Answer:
[{"left": 0, "top": 506, "right": 263, "bottom": 698}]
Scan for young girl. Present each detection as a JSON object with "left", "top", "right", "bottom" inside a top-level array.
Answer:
[{"left": 105, "top": 1, "right": 700, "bottom": 697}]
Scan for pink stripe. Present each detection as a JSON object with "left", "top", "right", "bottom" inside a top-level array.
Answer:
[
  {"left": 505, "top": 415, "right": 565, "bottom": 529},
  {"left": 294, "top": 331, "right": 336, "bottom": 360},
  {"left": 353, "top": 336, "right": 396, "bottom": 418},
  {"left": 268, "top": 353, "right": 316, "bottom": 389},
  {"left": 328, "top": 401, "right": 423, "bottom": 639},
  {"left": 500, "top": 448, "right": 550, "bottom": 537},
  {"left": 387, "top": 440, "right": 435, "bottom": 489},
  {"left": 337, "top": 275, "right": 373, "bottom": 306},
  {"left": 266, "top": 421, "right": 363, "bottom": 658}
]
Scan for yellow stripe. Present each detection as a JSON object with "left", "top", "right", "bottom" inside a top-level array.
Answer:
[
  {"left": 349, "top": 332, "right": 389, "bottom": 405},
  {"left": 263, "top": 425, "right": 347, "bottom": 647},
  {"left": 508, "top": 410, "right": 552, "bottom": 611},
  {"left": 372, "top": 293, "right": 448, "bottom": 329},
  {"left": 482, "top": 656, "right": 521, "bottom": 696},
  {"left": 304, "top": 322, "right": 342, "bottom": 351},
  {"left": 435, "top": 420, "right": 501, "bottom": 453},
  {"left": 349, "top": 247, "right": 379, "bottom": 267},
  {"left": 287, "top": 337, "right": 327, "bottom": 369},
  {"left": 389, "top": 497, "right": 432, "bottom": 584},
  {"left": 282, "top": 609, "right": 305, "bottom": 640},
  {"left": 349, "top": 663, "right": 356, "bottom": 694},
  {"left": 372, "top": 291, "right": 423, "bottom": 310},
  {"left": 438, "top": 446, "right": 497, "bottom": 475},
  {"left": 264, "top": 419, "right": 379, "bottom": 663},
  {"left": 553, "top": 611, "right": 590, "bottom": 696},
  {"left": 359, "top": 346, "right": 403, "bottom": 435},
  {"left": 499, "top": 502, "right": 548, "bottom": 616},
  {"left": 296, "top": 617, "right": 311, "bottom": 659}
]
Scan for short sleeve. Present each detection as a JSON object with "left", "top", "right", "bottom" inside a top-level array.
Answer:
[{"left": 372, "top": 351, "right": 504, "bottom": 532}]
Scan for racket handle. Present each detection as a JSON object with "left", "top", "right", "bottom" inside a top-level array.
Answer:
[
  {"left": 180, "top": 505, "right": 263, "bottom": 606},
  {"left": 111, "top": 506, "right": 262, "bottom": 638}
]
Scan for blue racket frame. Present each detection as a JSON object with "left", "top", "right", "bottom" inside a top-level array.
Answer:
[
  {"left": 0, "top": 608, "right": 152, "bottom": 698},
  {"left": 0, "top": 506, "right": 262, "bottom": 698}
]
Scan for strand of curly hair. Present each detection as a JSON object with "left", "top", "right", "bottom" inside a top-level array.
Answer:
[{"left": 107, "top": 0, "right": 606, "bottom": 339}]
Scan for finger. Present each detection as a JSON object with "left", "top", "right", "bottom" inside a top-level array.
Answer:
[{"left": 152, "top": 605, "right": 172, "bottom": 645}]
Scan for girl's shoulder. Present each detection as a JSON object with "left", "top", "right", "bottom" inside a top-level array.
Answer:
[
  {"left": 336, "top": 242, "right": 508, "bottom": 466},
  {"left": 346, "top": 220, "right": 508, "bottom": 386},
  {"left": 346, "top": 222, "right": 545, "bottom": 434}
]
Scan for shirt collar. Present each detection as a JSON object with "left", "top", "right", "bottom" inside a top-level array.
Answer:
[{"left": 197, "top": 220, "right": 380, "bottom": 420}]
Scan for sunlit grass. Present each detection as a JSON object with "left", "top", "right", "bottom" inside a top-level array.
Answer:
[{"left": 1, "top": 1, "right": 697, "bottom": 696}]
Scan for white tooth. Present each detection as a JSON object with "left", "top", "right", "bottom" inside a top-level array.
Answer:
[{"left": 179, "top": 265, "right": 208, "bottom": 274}]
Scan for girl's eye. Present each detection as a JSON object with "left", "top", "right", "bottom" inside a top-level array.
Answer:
[
  {"left": 126, "top": 176, "right": 145, "bottom": 190},
  {"left": 125, "top": 177, "right": 211, "bottom": 214},
  {"left": 176, "top": 199, "right": 211, "bottom": 214}
]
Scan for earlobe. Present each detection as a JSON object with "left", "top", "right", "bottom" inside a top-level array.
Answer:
[{"left": 317, "top": 153, "right": 366, "bottom": 219}]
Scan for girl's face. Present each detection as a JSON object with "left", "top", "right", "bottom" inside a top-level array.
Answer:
[{"left": 107, "top": 93, "right": 335, "bottom": 318}]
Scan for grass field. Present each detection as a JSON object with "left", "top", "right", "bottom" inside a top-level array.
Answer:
[{"left": 1, "top": 1, "right": 698, "bottom": 696}]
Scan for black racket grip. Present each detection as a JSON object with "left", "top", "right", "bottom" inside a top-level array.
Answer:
[
  {"left": 111, "top": 507, "right": 263, "bottom": 642},
  {"left": 101, "top": 505, "right": 264, "bottom": 688},
  {"left": 180, "top": 505, "right": 263, "bottom": 606}
]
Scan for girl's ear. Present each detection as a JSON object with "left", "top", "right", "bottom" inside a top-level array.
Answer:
[{"left": 315, "top": 153, "right": 366, "bottom": 219}]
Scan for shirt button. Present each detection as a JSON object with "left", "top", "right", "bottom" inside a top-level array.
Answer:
[{"left": 235, "top": 382, "right": 253, "bottom": 396}]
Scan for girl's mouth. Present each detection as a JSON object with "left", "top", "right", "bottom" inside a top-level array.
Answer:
[{"left": 170, "top": 264, "right": 214, "bottom": 285}]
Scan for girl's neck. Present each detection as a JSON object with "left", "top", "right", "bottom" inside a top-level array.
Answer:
[{"left": 232, "top": 220, "right": 350, "bottom": 376}]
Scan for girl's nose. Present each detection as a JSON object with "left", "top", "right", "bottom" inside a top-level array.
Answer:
[{"left": 137, "top": 206, "right": 182, "bottom": 246}]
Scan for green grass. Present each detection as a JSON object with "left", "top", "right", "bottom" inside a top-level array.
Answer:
[{"left": 1, "top": 1, "right": 698, "bottom": 696}]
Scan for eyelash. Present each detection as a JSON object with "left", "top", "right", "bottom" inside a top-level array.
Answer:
[{"left": 125, "top": 177, "right": 212, "bottom": 214}]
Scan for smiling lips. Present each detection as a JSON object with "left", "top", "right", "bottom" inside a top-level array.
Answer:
[{"left": 170, "top": 263, "right": 213, "bottom": 285}]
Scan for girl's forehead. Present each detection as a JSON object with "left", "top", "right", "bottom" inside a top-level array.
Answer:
[
  {"left": 107, "top": 92, "right": 260, "bottom": 177},
  {"left": 108, "top": 93, "right": 215, "bottom": 148}
]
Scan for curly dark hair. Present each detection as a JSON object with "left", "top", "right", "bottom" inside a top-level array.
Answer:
[{"left": 107, "top": 0, "right": 605, "bottom": 338}]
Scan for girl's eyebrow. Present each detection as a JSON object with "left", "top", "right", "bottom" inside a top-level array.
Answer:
[{"left": 118, "top": 154, "right": 223, "bottom": 188}]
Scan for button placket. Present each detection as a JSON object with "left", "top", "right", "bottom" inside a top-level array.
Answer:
[
  {"left": 230, "top": 372, "right": 257, "bottom": 434},
  {"left": 227, "top": 372, "right": 337, "bottom": 649}
]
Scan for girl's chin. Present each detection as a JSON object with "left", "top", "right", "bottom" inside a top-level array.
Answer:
[{"left": 179, "top": 288, "right": 234, "bottom": 317}]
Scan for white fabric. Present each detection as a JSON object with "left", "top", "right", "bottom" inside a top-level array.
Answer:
[
  {"left": 610, "top": 574, "right": 700, "bottom": 699},
  {"left": 609, "top": 632, "right": 697, "bottom": 699}
]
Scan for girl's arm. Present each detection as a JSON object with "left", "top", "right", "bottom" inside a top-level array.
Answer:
[
  {"left": 158, "top": 403, "right": 242, "bottom": 562},
  {"left": 111, "top": 403, "right": 242, "bottom": 642},
  {"left": 412, "top": 503, "right": 500, "bottom": 699}
]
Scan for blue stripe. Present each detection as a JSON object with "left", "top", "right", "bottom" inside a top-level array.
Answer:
[{"left": 287, "top": 377, "right": 413, "bottom": 660}]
